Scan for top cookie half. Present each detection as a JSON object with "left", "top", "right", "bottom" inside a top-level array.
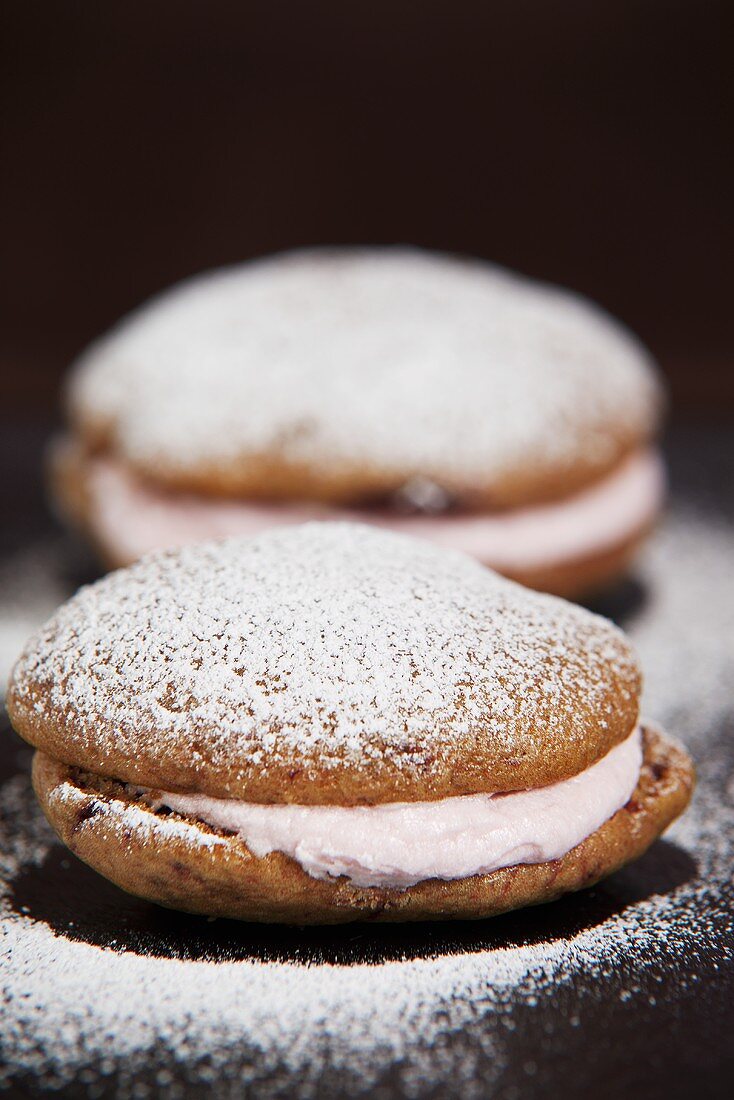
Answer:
[
  {"left": 67, "top": 248, "right": 662, "bottom": 509},
  {"left": 8, "top": 524, "right": 641, "bottom": 805}
]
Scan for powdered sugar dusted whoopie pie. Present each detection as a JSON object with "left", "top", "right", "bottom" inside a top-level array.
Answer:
[
  {"left": 7, "top": 524, "right": 692, "bottom": 924},
  {"left": 53, "top": 248, "right": 664, "bottom": 597}
]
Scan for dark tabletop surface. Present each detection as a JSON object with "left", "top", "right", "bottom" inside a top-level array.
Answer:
[{"left": 1, "top": 424, "right": 732, "bottom": 1099}]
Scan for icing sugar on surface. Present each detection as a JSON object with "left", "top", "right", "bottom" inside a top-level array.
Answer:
[
  {"left": 69, "top": 248, "right": 660, "bottom": 483},
  {"left": 10, "top": 523, "right": 637, "bottom": 785}
]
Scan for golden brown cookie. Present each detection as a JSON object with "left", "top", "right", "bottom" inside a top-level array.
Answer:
[
  {"left": 66, "top": 249, "right": 662, "bottom": 508},
  {"left": 9, "top": 524, "right": 641, "bottom": 804},
  {"left": 8, "top": 524, "right": 692, "bottom": 924}
]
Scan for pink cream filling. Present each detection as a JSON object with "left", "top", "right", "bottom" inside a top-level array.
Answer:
[
  {"left": 149, "top": 726, "right": 643, "bottom": 889},
  {"left": 87, "top": 449, "right": 664, "bottom": 570}
]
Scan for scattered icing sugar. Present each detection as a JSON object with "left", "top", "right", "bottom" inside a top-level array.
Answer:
[
  {"left": 68, "top": 248, "right": 661, "bottom": 486},
  {"left": 9, "top": 523, "right": 637, "bottom": 781},
  {"left": 633, "top": 506, "right": 734, "bottom": 754}
]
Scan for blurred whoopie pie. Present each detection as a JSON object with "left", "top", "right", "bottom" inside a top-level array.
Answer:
[{"left": 53, "top": 247, "right": 664, "bottom": 597}]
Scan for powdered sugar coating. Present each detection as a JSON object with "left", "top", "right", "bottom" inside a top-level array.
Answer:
[
  {"left": 67, "top": 248, "right": 661, "bottom": 498},
  {"left": 9, "top": 524, "right": 640, "bottom": 802},
  {"left": 48, "top": 780, "right": 229, "bottom": 852}
]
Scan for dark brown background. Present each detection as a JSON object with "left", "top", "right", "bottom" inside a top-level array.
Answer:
[{"left": 1, "top": 0, "right": 731, "bottom": 419}]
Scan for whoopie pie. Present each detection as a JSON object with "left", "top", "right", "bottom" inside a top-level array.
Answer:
[
  {"left": 7, "top": 524, "right": 692, "bottom": 924},
  {"left": 53, "top": 248, "right": 664, "bottom": 598}
]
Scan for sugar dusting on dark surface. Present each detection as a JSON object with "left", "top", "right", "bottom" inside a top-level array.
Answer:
[{"left": 0, "top": 428, "right": 732, "bottom": 1098}]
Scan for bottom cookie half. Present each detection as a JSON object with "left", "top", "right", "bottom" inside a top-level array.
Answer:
[{"left": 32, "top": 726, "right": 693, "bottom": 925}]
